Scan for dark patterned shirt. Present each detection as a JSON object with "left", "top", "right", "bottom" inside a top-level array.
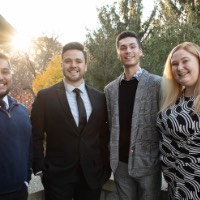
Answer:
[{"left": 157, "top": 95, "right": 200, "bottom": 165}]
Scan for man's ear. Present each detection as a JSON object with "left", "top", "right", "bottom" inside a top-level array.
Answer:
[
  {"left": 139, "top": 49, "right": 143, "bottom": 56},
  {"left": 85, "top": 64, "right": 88, "bottom": 72},
  {"left": 117, "top": 50, "right": 121, "bottom": 60}
]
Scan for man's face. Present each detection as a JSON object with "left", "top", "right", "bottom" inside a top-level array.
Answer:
[
  {"left": 0, "top": 59, "right": 12, "bottom": 98},
  {"left": 61, "top": 49, "right": 87, "bottom": 86},
  {"left": 117, "top": 37, "right": 143, "bottom": 69}
]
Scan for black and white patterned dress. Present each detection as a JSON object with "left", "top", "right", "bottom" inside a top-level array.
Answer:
[{"left": 157, "top": 95, "right": 200, "bottom": 200}]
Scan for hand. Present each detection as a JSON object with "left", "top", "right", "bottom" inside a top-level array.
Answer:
[
  {"left": 24, "top": 181, "right": 29, "bottom": 187},
  {"left": 36, "top": 171, "right": 43, "bottom": 178}
]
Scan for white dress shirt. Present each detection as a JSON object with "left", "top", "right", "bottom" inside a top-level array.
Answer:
[
  {"left": 63, "top": 79, "right": 92, "bottom": 126},
  {"left": 2, "top": 96, "right": 9, "bottom": 109}
]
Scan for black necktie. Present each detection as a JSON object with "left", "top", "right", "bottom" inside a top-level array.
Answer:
[
  {"left": 0, "top": 99, "right": 7, "bottom": 110},
  {"left": 73, "top": 88, "right": 87, "bottom": 132}
]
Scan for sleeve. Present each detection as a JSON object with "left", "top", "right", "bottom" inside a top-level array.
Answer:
[
  {"left": 100, "top": 95, "right": 111, "bottom": 182},
  {"left": 30, "top": 91, "right": 45, "bottom": 174},
  {"left": 27, "top": 134, "right": 33, "bottom": 182}
]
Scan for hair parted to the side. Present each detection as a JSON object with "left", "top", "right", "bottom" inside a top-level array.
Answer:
[
  {"left": 0, "top": 52, "right": 11, "bottom": 67},
  {"left": 62, "top": 42, "right": 87, "bottom": 63},
  {"left": 115, "top": 31, "right": 142, "bottom": 49},
  {"left": 160, "top": 42, "right": 200, "bottom": 113}
]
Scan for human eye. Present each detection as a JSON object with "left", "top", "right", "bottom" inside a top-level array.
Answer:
[
  {"left": 130, "top": 45, "right": 136, "bottom": 49},
  {"left": 76, "top": 59, "right": 83, "bottom": 64},
  {"left": 64, "top": 59, "right": 71, "bottom": 64},
  {"left": 171, "top": 61, "right": 178, "bottom": 67},
  {"left": 182, "top": 59, "right": 188, "bottom": 64},
  {"left": 119, "top": 46, "right": 126, "bottom": 51},
  {"left": 2, "top": 69, "right": 11, "bottom": 75}
]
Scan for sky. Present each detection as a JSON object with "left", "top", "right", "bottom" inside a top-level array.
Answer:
[{"left": 0, "top": 0, "right": 154, "bottom": 48}]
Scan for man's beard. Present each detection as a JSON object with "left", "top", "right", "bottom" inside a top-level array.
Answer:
[{"left": 0, "top": 90, "right": 9, "bottom": 99}]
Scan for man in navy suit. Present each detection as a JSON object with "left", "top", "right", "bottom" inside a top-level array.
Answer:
[{"left": 31, "top": 42, "right": 110, "bottom": 200}]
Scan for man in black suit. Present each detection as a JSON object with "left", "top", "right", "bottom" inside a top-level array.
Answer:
[{"left": 31, "top": 42, "right": 111, "bottom": 200}]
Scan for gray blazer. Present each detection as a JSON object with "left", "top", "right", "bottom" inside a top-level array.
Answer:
[{"left": 104, "top": 69, "right": 161, "bottom": 178}]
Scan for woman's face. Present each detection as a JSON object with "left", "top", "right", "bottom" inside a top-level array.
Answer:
[{"left": 171, "top": 49, "right": 199, "bottom": 96}]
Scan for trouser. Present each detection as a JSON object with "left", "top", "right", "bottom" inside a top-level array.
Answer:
[
  {"left": 0, "top": 185, "right": 28, "bottom": 200},
  {"left": 42, "top": 166, "right": 102, "bottom": 200},
  {"left": 114, "top": 161, "right": 161, "bottom": 200}
]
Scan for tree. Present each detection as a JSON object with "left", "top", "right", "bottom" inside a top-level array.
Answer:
[
  {"left": 32, "top": 55, "right": 62, "bottom": 94},
  {"left": 159, "top": 0, "right": 200, "bottom": 23},
  {"left": 31, "top": 36, "right": 62, "bottom": 74},
  {"left": 0, "top": 35, "right": 62, "bottom": 109},
  {"left": 85, "top": 0, "right": 158, "bottom": 90},
  {"left": 85, "top": 0, "right": 200, "bottom": 87},
  {"left": 141, "top": 0, "right": 200, "bottom": 75}
]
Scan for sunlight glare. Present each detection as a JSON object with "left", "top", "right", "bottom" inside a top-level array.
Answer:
[{"left": 11, "top": 32, "right": 33, "bottom": 51}]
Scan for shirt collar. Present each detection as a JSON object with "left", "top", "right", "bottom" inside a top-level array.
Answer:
[
  {"left": 2, "top": 96, "right": 9, "bottom": 109},
  {"left": 120, "top": 67, "right": 143, "bottom": 83},
  {"left": 63, "top": 79, "right": 86, "bottom": 94}
]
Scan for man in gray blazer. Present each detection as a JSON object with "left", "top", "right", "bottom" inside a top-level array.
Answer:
[{"left": 104, "top": 31, "right": 161, "bottom": 200}]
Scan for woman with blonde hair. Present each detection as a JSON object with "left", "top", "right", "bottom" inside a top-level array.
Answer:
[{"left": 157, "top": 42, "right": 200, "bottom": 200}]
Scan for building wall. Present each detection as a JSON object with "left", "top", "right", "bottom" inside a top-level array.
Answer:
[{"left": 0, "top": 15, "right": 15, "bottom": 45}]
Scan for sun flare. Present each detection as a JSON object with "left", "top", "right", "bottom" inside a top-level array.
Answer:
[{"left": 11, "top": 32, "right": 33, "bottom": 51}]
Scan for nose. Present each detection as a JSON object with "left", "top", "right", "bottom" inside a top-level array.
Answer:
[
  {"left": 177, "top": 63, "right": 184, "bottom": 70},
  {"left": 126, "top": 47, "right": 131, "bottom": 53},
  {"left": 70, "top": 61, "right": 77, "bottom": 68}
]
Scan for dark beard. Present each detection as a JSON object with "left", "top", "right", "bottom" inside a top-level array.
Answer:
[{"left": 0, "top": 90, "right": 9, "bottom": 99}]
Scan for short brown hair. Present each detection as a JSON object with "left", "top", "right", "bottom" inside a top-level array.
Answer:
[
  {"left": 0, "top": 52, "right": 10, "bottom": 67},
  {"left": 116, "top": 31, "right": 142, "bottom": 49},
  {"left": 62, "top": 42, "right": 87, "bottom": 63}
]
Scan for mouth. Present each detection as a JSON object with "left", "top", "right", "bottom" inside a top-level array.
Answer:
[
  {"left": 124, "top": 56, "right": 133, "bottom": 60},
  {"left": 0, "top": 83, "right": 6, "bottom": 87},
  {"left": 69, "top": 70, "right": 79, "bottom": 75},
  {"left": 178, "top": 72, "right": 188, "bottom": 78}
]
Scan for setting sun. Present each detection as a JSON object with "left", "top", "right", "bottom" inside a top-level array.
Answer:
[
  {"left": 11, "top": 32, "right": 33, "bottom": 51},
  {"left": 1, "top": 0, "right": 154, "bottom": 46}
]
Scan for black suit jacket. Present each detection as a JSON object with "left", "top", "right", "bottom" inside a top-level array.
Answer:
[{"left": 31, "top": 81, "right": 111, "bottom": 189}]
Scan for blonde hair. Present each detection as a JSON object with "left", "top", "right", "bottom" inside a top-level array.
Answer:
[{"left": 160, "top": 42, "right": 200, "bottom": 113}]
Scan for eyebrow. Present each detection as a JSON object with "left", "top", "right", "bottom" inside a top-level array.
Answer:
[
  {"left": 172, "top": 56, "right": 189, "bottom": 61},
  {"left": 63, "top": 58, "right": 83, "bottom": 61},
  {"left": 119, "top": 42, "right": 137, "bottom": 47}
]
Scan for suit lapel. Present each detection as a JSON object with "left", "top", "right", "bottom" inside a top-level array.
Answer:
[
  {"left": 131, "top": 69, "right": 149, "bottom": 140},
  {"left": 110, "top": 76, "right": 121, "bottom": 123},
  {"left": 84, "top": 85, "right": 95, "bottom": 127},
  {"left": 134, "top": 69, "right": 148, "bottom": 112},
  {"left": 56, "top": 81, "right": 79, "bottom": 133},
  {"left": 113, "top": 77, "right": 121, "bottom": 116},
  {"left": 82, "top": 84, "right": 103, "bottom": 134}
]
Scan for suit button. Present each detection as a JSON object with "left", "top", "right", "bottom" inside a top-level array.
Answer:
[{"left": 130, "top": 147, "right": 135, "bottom": 154}]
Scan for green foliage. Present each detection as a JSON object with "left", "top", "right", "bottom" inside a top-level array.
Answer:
[
  {"left": 85, "top": 28, "right": 122, "bottom": 91},
  {"left": 141, "top": 0, "right": 200, "bottom": 75},
  {"left": 31, "top": 36, "right": 62, "bottom": 74},
  {"left": 85, "top": 0, "right": 200, "bottom": 89},
  {"left": 85, "top": 0, "right": 157, "bottom": 90},
  {"left": 2, "top": 0, "right": 199, "bottom": 106}
]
